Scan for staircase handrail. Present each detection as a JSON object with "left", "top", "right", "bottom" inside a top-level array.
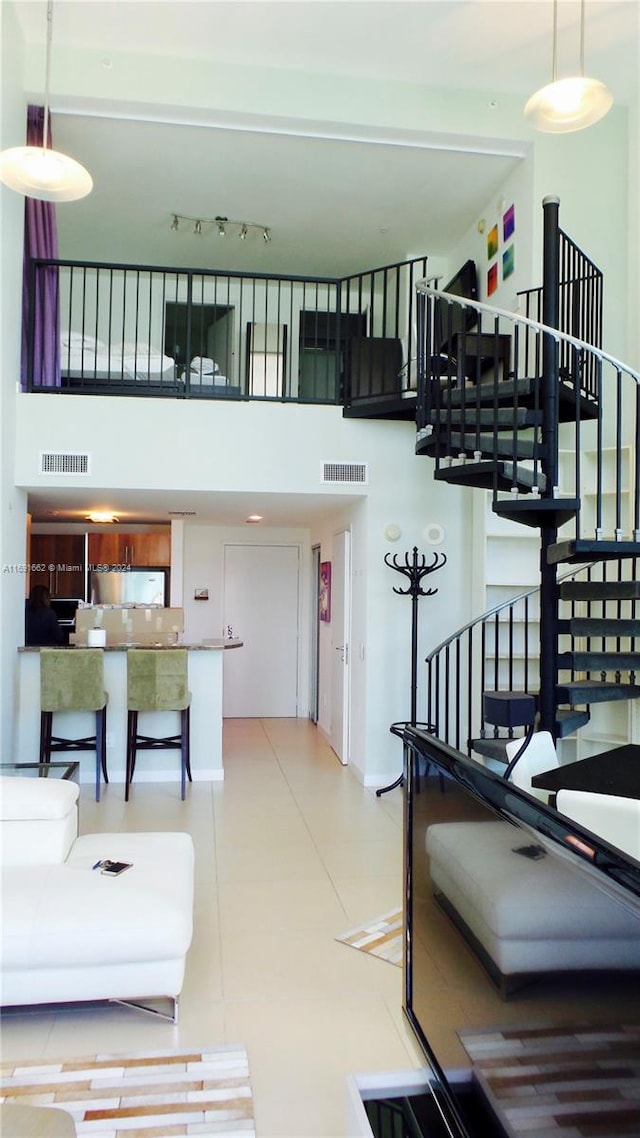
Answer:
[
  {"left": 425, "top": 563, "right": 593, "bottom": 666},
  {"left": 416, "top": 281, "right": 640, "bottom": 386}
]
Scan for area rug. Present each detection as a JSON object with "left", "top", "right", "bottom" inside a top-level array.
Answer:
[
  {"left": 0, "top": 1044, "right": 254, "bottom": 1137},
  {"left": 459, "top": 1023, "right": 640, "bottom": 1137},
  {"left": 336, "top": 907, "right": 403, "bottom": 966}
]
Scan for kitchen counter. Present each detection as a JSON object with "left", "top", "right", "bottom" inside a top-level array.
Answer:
[
  {"left": 15, "top": 641, "right": 243, "bottom": 786},
  {"left": 19, "top": 639, "right": 243, "bottom": 652}
]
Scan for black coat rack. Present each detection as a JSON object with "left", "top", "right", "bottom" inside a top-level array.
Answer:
[{"left": 376, "top": 545, "right": 447, "bottom": 797}]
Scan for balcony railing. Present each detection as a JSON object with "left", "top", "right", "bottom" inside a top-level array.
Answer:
[{"left": 24, "top": 255, "right": 427, "bottom": 403}]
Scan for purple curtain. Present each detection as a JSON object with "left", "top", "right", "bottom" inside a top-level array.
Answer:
[{"left": 21, "top": 105, "right": 60, "bottom": 389}]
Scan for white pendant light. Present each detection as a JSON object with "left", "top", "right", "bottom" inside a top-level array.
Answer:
[
  {"left": 525, "top": 0, "right": 613, "bottom": 133},
  {"left": 0, "top": 1, "right": 92, "bottom": 201}
]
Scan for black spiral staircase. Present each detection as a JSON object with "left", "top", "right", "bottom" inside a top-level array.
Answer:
[{"left": 415, "top": 195, "right": 640, "bottom": 759}]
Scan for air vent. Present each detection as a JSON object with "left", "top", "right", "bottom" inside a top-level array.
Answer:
[
  {"left": 39, "top": 451, "right": 91, "bottom": 476},
  {"left": 168, "top": 510, "right": 197, "bottom": 518},
  {"left": 322, "top": 462, "right": 368, "bottom": 485}
]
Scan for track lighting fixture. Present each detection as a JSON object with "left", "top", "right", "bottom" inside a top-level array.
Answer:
[
  {"left": 169, "top": 214, "right": 272, "bottom": 242},
  {"left": 525, "top": 0, "right": 613, "bottom": 133}
]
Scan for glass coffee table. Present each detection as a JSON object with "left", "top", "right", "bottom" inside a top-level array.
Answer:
[{"left": 0, "top": 761, "right": 79, "bottom": 783}]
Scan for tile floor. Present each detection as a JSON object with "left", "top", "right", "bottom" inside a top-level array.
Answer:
[{"left": 1, "top": 718, "right": 425, "bottom": 1137}]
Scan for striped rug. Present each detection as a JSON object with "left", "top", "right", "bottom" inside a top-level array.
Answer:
[
  {"left": 0, "top": 1045, "right": 254, "bottom": 1137},
  {"left": 336, "top": 907, "right": 403, "bottom": 966},
  {"left": 459, "top": 1023, "right": 640, "bottom": 1137}
]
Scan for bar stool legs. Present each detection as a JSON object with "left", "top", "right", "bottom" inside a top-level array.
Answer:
[{"left": 125, "top": 707, "right": 192, "bottom": 802}]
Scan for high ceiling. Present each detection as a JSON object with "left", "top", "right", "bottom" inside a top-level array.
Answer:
[
  {"left": 15, "top": 0, "right": 638, "bottom": 527},
  {"left": 13, "top": 1, "right": 639, "bottom": 276}
]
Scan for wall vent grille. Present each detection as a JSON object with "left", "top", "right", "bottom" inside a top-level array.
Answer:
[
  {"left": 39, "top": 451, "right": 91, "bottom": 476},
  {"left": 168, "top": 510, "right": 197, "bottom": 517},
  {"left": 322, "top": 462, "right": 368, "bottom": 485}
]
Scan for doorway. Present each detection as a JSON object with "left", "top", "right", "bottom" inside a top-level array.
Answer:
[
  {"left": 222, "top": 544, "right": 300, "bottom": 717},
  {"left": 330, "top": 529, "right": 351, "bottom": 764}
]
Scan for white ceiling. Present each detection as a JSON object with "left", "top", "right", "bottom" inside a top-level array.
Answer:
[
  {"left": 13, "top": 1, "right": 639, "bottom": 276},
  {"left": 15, "top": 0, "right": 638, "bottom": 528}
]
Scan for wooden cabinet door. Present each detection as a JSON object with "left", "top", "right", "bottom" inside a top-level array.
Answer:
[
  {"left": 88, "top": 532, "right": 127, "bottom": 566},
  {"left": 88, "top": 531, "right": 171, "bottom": 567},
  {"left": 30, "top": 534, "right": 85, "bottom": 597},
  {"left": 129, "top": 532, "right": 171, "bottom": 566}
]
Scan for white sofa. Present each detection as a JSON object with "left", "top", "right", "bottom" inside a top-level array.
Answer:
[
  {"left": 426, "top": 818, "right": 640, "bottom": 995},
  {"left": 0, "top": 776, "right": 194, "bottom": 1020}
]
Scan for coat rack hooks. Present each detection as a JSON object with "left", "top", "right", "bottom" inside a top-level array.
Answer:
[{"left": 376, "top": 546, "right": 447, "bottom": 797}]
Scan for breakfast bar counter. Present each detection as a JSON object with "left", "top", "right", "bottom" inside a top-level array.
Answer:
[{"left": 16, "top": 640, "right": 242, "bottom": 787}]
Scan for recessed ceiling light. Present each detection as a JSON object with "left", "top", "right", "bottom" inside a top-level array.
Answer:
[
  {"left": 246, "top": 514, "right": 264, "bottom": 524},
  {"left": 86, "top": 511, "right": 119, "bottom": 524}
]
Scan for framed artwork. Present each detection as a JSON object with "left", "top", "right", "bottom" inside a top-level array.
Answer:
[
  {"left": 503, "top": 203, "right": 515, "bottom": 242},
  {"left": 319, "top": 561, "right": 331, "bottom": 622},
  {"left": 503, "top": 244, "right": 515, "bottom": 281},
  {"left": 487, "top": 224, "right": 499, "bottom": 260},
  {"left": 487, "top": 263, "right": 498, "bottom": 296}
]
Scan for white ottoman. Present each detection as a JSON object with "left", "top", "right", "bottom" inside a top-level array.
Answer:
[{"left": 426, "top": 819, "right": 640, "bottom": 994}]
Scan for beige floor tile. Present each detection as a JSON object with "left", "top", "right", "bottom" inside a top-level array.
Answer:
[
  {"left": 1, "top": 719, "right": 446, "bottom": 1136},
  {"left": 225, "top": 994, "right": 419, "bottom": 1104},
  {"left": 216, "top": 837, "right": 327, "bottom": 883},
  {"left": 316, "top": 838, "right": 403, "bottom": 879},
  {"left": 220, "top": 927, "right": 405, "bottom": 1002},
  {"left": 218, "top": 876, "right": 348, "bottom": 930},
  {"left": 331, "top": 876, "right": 402, "bottom": 925}
]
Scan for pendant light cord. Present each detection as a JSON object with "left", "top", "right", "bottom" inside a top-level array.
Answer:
[
  {"left": 42, "top": 0, "right": 53, "bottom": 155},
  {"left": 552, "top": 0, "right": 558, "bottom": 83}
]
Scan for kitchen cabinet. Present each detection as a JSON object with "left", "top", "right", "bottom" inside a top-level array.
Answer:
[
  {"left": 29, "top": 534, "right": 86, "bottom": 597},
  {"left": 88, "top": 531, "right": 171, "bottom": 568}
]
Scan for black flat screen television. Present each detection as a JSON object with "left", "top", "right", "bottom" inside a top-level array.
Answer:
[
  {"left": 399, "top": 726, "right": 640, "bottom": 1137},
  {"left": 434, "top": 258, "right": 478, "bottom": 356}
]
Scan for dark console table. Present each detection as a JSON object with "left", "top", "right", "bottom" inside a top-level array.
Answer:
[{"left": 532, "top": 744, "right": 640, "bottom": 799}]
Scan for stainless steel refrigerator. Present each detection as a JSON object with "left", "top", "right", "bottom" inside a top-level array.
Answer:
[{"left": 90, "top": 568, "right": 168, "bottom": 606}]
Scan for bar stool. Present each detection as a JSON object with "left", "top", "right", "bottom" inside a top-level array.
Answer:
[
  {"left": 126, "top": 649, "right": 192, "bottom": 801},
  {"left": 39, "top": 648, "right": 109, "bottom": 802}
]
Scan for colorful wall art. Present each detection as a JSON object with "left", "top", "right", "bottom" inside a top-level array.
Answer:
[
  {"left": 319, "top": 561, "right": 331, "bottom": 622},
  {"left": 487, "top": 263, "right": 498, "bottom": 296},
  {"left": 487, "top": 224, "right": 499, "bottom": 260}
]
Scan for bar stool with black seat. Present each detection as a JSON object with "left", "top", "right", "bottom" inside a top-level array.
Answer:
[
  {"left": 39, "top": 648, "right": 109, "bottom": 802},
  {"left": 126, "top": 649, "right": 192, "bottom": 801}
]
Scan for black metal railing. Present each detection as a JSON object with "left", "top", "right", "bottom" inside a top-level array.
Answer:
[
  {"left": 425, "top": 559, "right": 640, "bottom": 756},
  {"left": 518, "top": 223, "right": 603, "bottom": 402},
  {"left": 415, "top": 286, "right": 640, "bottom": 548},
  {"left": 24, "top": 255, "right": 427, "bottom": 403}
]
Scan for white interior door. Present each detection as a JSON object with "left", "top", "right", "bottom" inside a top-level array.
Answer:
[
  {"left": 223, "top": 544, "right": 299, "bottom": 717},
  {"left": 330, "top": 529, "right": 351, "bottom": 763}
]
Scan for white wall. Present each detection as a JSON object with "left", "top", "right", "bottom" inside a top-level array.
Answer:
[
  {"left": 5, "top": 6, "right": 638, "bottom": 782},
  {"left": 447, "top": 156, "right": 534, "bottom": 311},
  {"left": 14, "top": 394, "right": 470, "bottom": 785},
  {"left": 0, "top": 1, "right": 29, "bottom": 762},
  {"left": 181, "top": 522, "right": 312, "bottom": 719}
]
